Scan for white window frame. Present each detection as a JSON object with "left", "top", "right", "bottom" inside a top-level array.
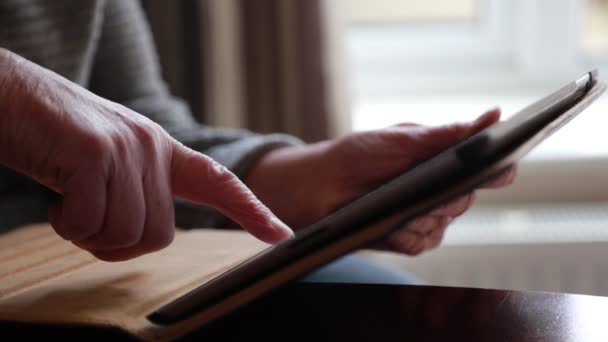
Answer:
[
  {"left": 333, "top": 0, "right": 608, "bottom": 203},
  {"left": 347, "top": 0, "right": 608, "bottom": 101}
]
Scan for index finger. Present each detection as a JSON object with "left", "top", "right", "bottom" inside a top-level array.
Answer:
[{"left": 170, "top": 142, "right": 294, "bottom": 244}]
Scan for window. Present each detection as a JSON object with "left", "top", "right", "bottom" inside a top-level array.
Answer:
[
  {"left": 341, "top": 0, "right": 608, "bottom": 127},
  {"left": 334, "top": 0, "right": 608, "bottom": 291},
  {"left": 333, "top": 0, "right": 608, "bottom": 210},
  {"left": 584, "top": 0, "right": 608, "bottom": 56},
  {"left": 343, "top": 0, "right": 478, "bottom": 23}
]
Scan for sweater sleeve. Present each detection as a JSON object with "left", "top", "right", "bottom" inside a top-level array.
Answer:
[{"left": 88, "top": 0, "right": 303, "bottom": 228}]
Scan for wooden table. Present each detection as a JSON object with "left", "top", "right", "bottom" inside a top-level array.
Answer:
[{"left": 3, "top": 283, "right": 608, "bottom": 341}]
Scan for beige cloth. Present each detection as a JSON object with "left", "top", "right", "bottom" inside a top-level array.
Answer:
[{"left": 0, "top": 224, "right": 269, "bottom": 341}]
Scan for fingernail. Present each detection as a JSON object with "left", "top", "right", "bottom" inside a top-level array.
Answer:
[{"left": 271, "top": 217, "right": 295, "bottom": 240}]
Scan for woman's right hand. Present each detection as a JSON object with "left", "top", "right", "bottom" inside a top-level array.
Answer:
[{"left": 0, "top": 48, "right": 293, "bottom": 261}]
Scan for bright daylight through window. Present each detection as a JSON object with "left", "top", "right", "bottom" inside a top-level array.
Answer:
[
  {"left": 335, "top": 0, "right": 608, "bottom": 246},
  {"left": 343, "top": 0, "right": 608, "bottom": 160}
]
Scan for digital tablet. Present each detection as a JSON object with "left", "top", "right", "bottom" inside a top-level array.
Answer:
[{"left": 149, "top": 70, "right": 606, "bottom": 326}]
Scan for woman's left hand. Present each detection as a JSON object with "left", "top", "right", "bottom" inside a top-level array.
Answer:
[{"left": 246, "top": 108, "right": 515, "bottom": 256}]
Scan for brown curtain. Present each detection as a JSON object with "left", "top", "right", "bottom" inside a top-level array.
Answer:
[
  {"left": 142, "top": 0, "right": 349, "bottom": 143},
  {"left": 238, "top": 0, "right": 329, "bottom": 142},
  {"left": 141, "top": 0, "right": 208, "bottom": 123}
]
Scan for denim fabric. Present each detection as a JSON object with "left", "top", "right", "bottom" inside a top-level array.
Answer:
[{"left": 299, "top": 253, "right": 422, "bottom": 285}]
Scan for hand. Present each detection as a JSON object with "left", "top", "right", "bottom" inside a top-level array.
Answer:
[
  {"left": 247, "top": 109, "right": 515, "bottom": 256},
  {"left": 0, "top": 49, "right": 293, "bottom": 261}
]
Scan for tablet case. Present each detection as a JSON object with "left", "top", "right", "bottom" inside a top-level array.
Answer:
[
  {"left": 0, "top": 224, "right": 269, "bottom": 341},
  {"left": 0, "top": 81, "right": 605, "bottom": 341}
]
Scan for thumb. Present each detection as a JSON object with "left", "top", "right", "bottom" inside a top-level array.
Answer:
[
  {"left": 419, "top": 108, "right": 501, "bottom": 151},
  {"left": 170, "top": 142, "right": 294, "bottom": 244}
]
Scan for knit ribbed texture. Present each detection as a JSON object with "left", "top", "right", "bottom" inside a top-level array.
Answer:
[{"left": 0, "top": 0, "right": 303, "bottom": 232}]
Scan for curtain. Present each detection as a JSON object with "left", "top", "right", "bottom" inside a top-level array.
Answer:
[
  {"left": 141, "top": 0, "right": 350, "bottom": 143},
  {"left": 141, "top": 0, "right": 208, "bottom": 123}
]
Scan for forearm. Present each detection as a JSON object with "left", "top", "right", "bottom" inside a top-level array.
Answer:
[
  {"left": 0, "top": 48, "right": 77, "bottom": 191},
  {"left": 0, "top": 48, "right": 18, "bottom": 160},
  {"left": 0, "top": 48, "right": 31, "bottom": 172},
  {"left": 0, "top": 50, "right": 64, "bottom": 232}
]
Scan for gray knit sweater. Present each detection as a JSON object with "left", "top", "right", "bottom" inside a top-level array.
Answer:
[{"left": 0, "top": 0, "right": 302, "bottom": 232}]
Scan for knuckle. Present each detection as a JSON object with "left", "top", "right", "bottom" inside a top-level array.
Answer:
[
  {"left": 50, "top": 221, "right": 74, "bottom": 241},
  {"left": 145, "top": 227, "right": 175, "bottom": 252},
  {"left": 396, "top": 240, "right": 425, "bottom": 256},
  {"left": 463, "top": 193, "right": 475, "bottom": 209},
  {"left": 109, "top": 131, "right": 130, "bottom": 159},
  {"left": 442, "top": 216, "right": 454, "bottom": 227},
  {"left": 109, "top": 225, "right": 144, "bottom": 249},
  {"left": 206, "top": 158, "right": 231, "bottom": 180},
  {"left": 408, "top": 248, "right": 425, "bottom": 256},
  {"left": 90, "top": 250, "right": 131, "bottom": 263},
  {"left": 412, "top": 217, "right": 436, "bottom": 234},
  {"left": 448, "top": 194, "right": 474, "bottom": 216},
  {"left": 90, "top": 251, "right": 119, "bottom": 262},
  {"left": 454, "top": 201, "right": 470, "bottom": 216},
  {"left": 132, "top": 121, "right": 167, "bottom": 154},
  {"left": 65, "top": 223, "right": 99, "bottom": 241},
  {"left": 429, "top": 234, "right": 446, "bottom": 250},
  {"left": 388, "top": 232, "right": 418, "bottom": 255},
  {"left": 59, "top": 214, "right": 102, "bottom": 241},
  {"left": 434, "top": 225, "right": 448, "bottom": 240},
  {"left": 0, "top": 47, "right": 11, "bottom": 59},
  {"left": 426, "top": 240, "right": 442, "bottom": 252}
]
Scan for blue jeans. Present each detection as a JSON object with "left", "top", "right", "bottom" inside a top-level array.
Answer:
[{"left": 298, "top": 253, "right": 422, "bottom": 285}]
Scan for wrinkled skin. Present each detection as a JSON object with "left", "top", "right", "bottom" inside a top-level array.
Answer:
[
  {"left": 0, "top": 48, "right": 293, "bottom": 262},
  {"left": 0, "top": 48, "right": 515, "bottom": 261},
  {"left": 247, "top": 109, "right": 516, "bottom": 256}
]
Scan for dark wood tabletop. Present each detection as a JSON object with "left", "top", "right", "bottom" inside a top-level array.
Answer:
[
  {"left": 188, "top": 283, "right": 608, "bottom": 342},
  {"left": 3, "top": 283, "right": 608, "bottom": 341}
]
